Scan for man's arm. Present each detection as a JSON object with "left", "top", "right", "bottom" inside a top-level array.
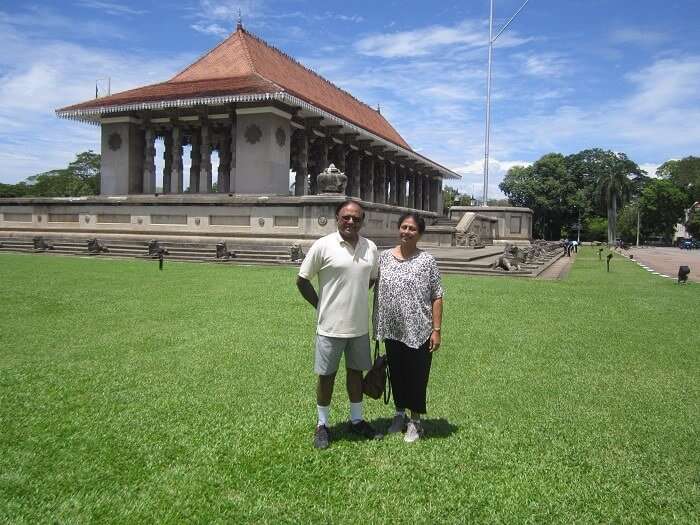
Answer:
[{"left": 296, "top": 276, "right": 319, "bottom": 309}]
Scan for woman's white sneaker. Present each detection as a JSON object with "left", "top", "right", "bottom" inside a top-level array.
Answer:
[{"left": 404, "top": 420, "right": 424, "bottom": 443}]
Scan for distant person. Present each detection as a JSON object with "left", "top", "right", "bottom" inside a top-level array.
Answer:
[
  {"left": 296, "top": 200, "right": 380, "bottom": 449},
  {"left": 373, "top": 213, "right": 444, "bottom": 443},
  {"left": 572, "top": 240, "right": 579, "bottom": 253}
]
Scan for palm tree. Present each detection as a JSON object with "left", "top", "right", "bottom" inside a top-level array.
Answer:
[{"left": 597, "top": 163, "right": 635, "bottom": 245}]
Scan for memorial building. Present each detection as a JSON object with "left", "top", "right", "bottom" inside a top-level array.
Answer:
[{"left": 0, "top": 22, "right": 532, "bottom": 249}]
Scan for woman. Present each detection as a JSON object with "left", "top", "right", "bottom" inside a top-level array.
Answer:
[{"left": 373, "top": 213, "right": 443, "bottom": 442}]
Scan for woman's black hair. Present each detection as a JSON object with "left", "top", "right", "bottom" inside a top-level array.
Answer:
[
  {"left": 397, "top": 212, "right": 425, "bottom": 234},
  {"left": 335, "top": 199, "right": 364, "bottom": 219}
]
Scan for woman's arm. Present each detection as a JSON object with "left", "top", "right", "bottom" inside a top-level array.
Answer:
[{"left": 429, "top": 297, "right": 443, "bottom": 352}]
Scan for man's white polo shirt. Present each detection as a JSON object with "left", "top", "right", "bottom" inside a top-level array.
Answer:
[{"left": 298, "top": 231, "right": 378, "bottom": 338}]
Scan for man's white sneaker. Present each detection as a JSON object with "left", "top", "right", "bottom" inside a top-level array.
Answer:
[
  {"left": 387, "top": 413, "right": 407, "bottom": 434},
  {"left": 404, "top": 420, "right": 424, "bottom": 443}
]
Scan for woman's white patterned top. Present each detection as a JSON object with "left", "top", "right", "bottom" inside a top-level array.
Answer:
[{"left": 373, "top": 249, "right": 444, "bottom": 349}]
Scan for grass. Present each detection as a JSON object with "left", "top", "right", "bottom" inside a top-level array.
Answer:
[{"left": 0, "top": 248, "right": 698, "bottom": 523}]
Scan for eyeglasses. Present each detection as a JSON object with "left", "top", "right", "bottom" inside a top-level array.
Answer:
[{"left": 339, "top": 215, "right": 362, "bottom": 223}]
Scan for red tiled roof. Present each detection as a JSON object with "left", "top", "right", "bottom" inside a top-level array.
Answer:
[{"left": 58, "top": 27, "right": 411, "bottom": 150}]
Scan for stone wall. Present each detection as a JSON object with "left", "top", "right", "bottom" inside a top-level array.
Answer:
[
  {"left": 0, "top": 195, "right": 434, "bottom": 248},
  {"left": 449, "top": 206, "right": 533, "bottom": 243}
]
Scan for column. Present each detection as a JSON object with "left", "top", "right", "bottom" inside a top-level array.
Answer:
[
  {"left": 396, "top": 166, "right": 405, "bottom": 207},
  {"left": 293, "top": 129, "right": 308, "bottom": 196},
  {"left": 199, "top": 124, "right": 212, "bottom": 193},
  {"left": 367, "top": 156, "right": 375, "bottom": 202},
  {"left": 415, "top": 172, "right": 423, "bottom": 209},
  {"left": 376, "top": 160, "right": 386, "bottom": 204},
  {"left": 189, "top": 131, "right": 201, "bottom": 192},
  {"left": 407, "top": 169, "right": 414, "bottom": 209},
  {"left": 170, "top": 127, "right": 183, "bottom": 193},
  {"left": 142, "top": 128, "right": 156, "bottom": 193},
  {"left": 348, "top": 150, "right": 361, "bottom": 198},
  {"left": 218, "top": 130, "right": 231, "bottom": 193},
  {"left": 331, "top": 143, "right": 346, "bottom": 172},
  {"left": 423, "top": 173, "right": 430, "bottom": 210},
  {"left": 229, "top": 114, "right": 237, "bottom": 193},
  {"left": 388, "top": 163, "right": 397, "bottom": 205},
  {"left": 436, "top": 177, "right": 444, "bottom": 215},
  {"left": 162, "top": 133, "right": 172, "bottom": 193}
]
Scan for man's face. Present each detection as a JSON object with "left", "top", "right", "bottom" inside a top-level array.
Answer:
[{"left": 336, "top": 203, "right": 363, "bottom": 238}]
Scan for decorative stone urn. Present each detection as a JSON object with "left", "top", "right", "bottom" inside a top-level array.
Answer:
[{"left": 317, "top": 164, "right": 347, "bottom": 194}]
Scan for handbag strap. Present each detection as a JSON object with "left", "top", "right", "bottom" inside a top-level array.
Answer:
[{"left": 383, "top": 362, "right": 392, "bottom": 405}]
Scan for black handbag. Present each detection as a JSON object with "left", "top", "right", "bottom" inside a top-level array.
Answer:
[{"left": 362, "top": 341, "right": 391, "bottom": 404}]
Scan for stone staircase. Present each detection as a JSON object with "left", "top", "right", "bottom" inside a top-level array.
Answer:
[
  {"left": 0, "top": 236, "right": 565, "bottom": 278},
  {"left": 0, "top": 237, "right": 294, "bottom": 266},
  {"left": 426, "top": 245, "right": 565, "bottom": 277}
]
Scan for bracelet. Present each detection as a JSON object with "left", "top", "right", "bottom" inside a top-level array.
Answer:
[{"left": 432, "top": 327, "right": 441, "bottom": 332}]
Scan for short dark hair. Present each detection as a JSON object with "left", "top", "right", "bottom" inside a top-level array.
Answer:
[
  {"left": 398, "top": 212, "right": 426, "bottom": 234},
  {"left": 335, "top": 199, "right": 364, "bottom": 219}
]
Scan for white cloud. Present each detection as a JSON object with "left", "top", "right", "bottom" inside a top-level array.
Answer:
[
  {"left": 519, "top": 52, "right": 572, "bottom": 78},
  {"left": 610, "top": 28, "right": 669, "bottom": 47},
  {"left": 76, "top": 1, "right": 148, "bottom": 16},
  {"left": 0, "top": 16, "right": 193, "bottom": 183},
  {"left": 355, "top": 19, "right": 531, "bottom": 58},
  {"left": 191, "top": 22, "right": 231, "bottom": 38},
  {"left": 355, "top": 21, "right": 485, "bottom": 58}
]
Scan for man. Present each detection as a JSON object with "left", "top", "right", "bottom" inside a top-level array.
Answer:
[{"left": 296, "top": 200, "right": 381, "bottom": 449}]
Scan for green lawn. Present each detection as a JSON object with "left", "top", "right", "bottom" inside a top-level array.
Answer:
[{"left": 1, "top": 249, "right": 698, "bottom": 523}]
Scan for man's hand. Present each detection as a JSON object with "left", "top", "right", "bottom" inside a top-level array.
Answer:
[{"left": 296, "top": 276, "right": 319, "bottom": 309}]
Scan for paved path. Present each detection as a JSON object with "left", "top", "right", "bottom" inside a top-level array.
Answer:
[
  {"left": 537, "top": 252, "right": 575, "bottom": 280},
  {"left": 626, "top": 247, "right": 700, "bottom": 282}
]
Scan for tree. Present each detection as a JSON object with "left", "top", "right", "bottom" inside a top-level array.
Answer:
[
  {"left": 616, "top": 202, "right": 640, "bottom": 244},
  {"left": 566, "top": 149, "right": 643, "bottom": 244},
  {"left": 656, "top": 156, "right": 700, "bottom": 203},
  {"left": 1, "top": 151, "right": 101, "bottom": 197},
  {"left": 639, "top": 179, "right": 690, "bottom": 241},
  {"left": 67, "top": 150, "right": 101, "bottom": 194},
  {"left": 583, "top": 216, "right": 607, "bottom": 242},
  {"left": 500, "top": 154, "right": 578, "bottom": 239},
  {"left": 686, "top": 208, "right": 700, "bottom": 238},
  {"left": 0, "top": 182, "right": 30, "bottom": 198},
  {"left": 442, "top": 185, "right": 459, "bottom": 212}
]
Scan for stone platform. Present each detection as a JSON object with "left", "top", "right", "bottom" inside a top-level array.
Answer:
[{"left": 0, "top": 236, "right": 564, "bottom": 278}]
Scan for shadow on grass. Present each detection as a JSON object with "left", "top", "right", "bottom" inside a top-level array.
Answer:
[{"left": 327, "top": 417, "right": 458, "bottom": 443}]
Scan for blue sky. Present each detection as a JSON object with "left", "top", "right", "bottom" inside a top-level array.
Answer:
[{"left": 1, "top": 1, "right": 700, "bottom": 197}]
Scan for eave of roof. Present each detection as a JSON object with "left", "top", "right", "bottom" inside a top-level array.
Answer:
[{"left": 55, "top": 27, "right": 460, "bottom": 180}]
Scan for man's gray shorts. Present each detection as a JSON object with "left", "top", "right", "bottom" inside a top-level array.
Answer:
[{"left": 315, "top": 334, "right": 372, "bottom": 375}]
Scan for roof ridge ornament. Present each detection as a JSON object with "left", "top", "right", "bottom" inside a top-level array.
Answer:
[{"left": 237, "top": 9, "right": 243, "bottom": 30}]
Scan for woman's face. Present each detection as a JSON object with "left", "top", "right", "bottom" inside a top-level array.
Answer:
[{"left": 399, "top": 217, "right": 421, "bottom": 246}]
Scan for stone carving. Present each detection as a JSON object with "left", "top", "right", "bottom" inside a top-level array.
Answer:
[
  {"left": 491, "top": 241, "right": 563, "bottom": 271},
  {"left": 455, "top": 231, "right": 484, "bottom": 248},
  {"left": 244, "top": 124, "right": 262, "bottom": 144},
  {"left": 258, "top": 217, "right": 265, "bottom": 226},
  {"left": 290, "top": 242, "right": 305, "bottom": 262},
  {"left": 87, "top": 238, "right": 109, "bottom": 254},
  {"left": 147, "top": 240, "right": 169, "bottom": 257},
  {"left": 216, "top": 242, "right": 237, "bottom": 259},
  {"left": 492, "top": 254, "right": 520, "bottom": 272},
  {"left": 317, "top": 163, "right": 347, "bottom": 194},
  {"left": 318, "top": 216, "right": 328, "bottom": 226},
  {"left": 275, "top": 127, "right": 286, "bottom": 147},
  {"left": 108, "top": 132, "right": 122, "bottom": 151},
  {"left": 33, "top": 237, "right": 54, "bottom": 251}
]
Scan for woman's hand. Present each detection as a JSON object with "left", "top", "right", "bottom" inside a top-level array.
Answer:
[{"left": 429, "top": 330, "right": 441, "bottom": 352}]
